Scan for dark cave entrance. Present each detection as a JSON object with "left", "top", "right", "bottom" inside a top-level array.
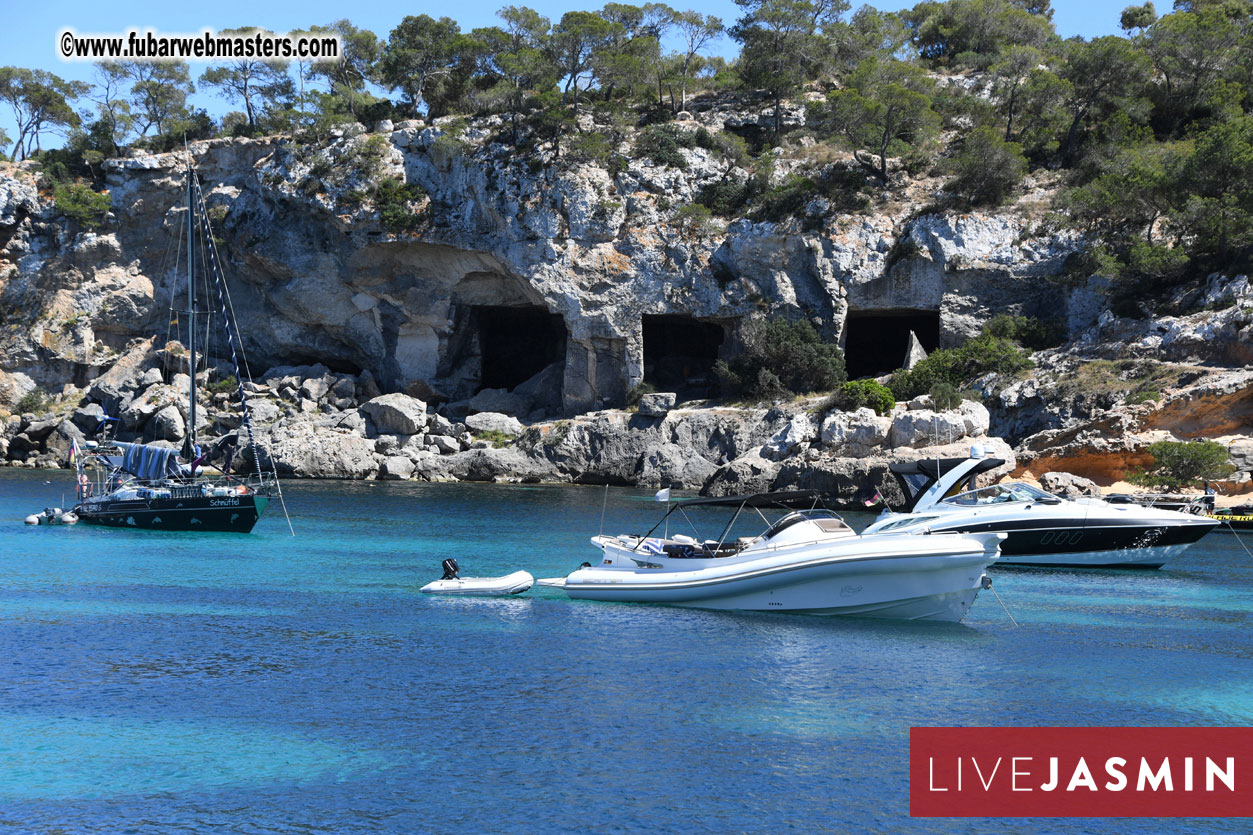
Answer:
[
  {"left": 642, "top": 315, "right": 725, "bottom": 397},
  {"left": 843, "top": 309, "right": 940, "bottom": 379},
  {"left": 473, "top": 305, "right": 567, "bottom": 392}
]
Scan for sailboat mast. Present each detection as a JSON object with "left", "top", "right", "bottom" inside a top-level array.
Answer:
[{"left": 186, "top": 164, "right": 197, "bottom": 459}]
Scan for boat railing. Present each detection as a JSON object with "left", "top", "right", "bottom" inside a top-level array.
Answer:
[{"left": 78, "top": 469, "right": 279, "bottom": 501}]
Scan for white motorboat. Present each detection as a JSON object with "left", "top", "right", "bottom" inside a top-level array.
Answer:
[
  {"left": 541, "top": 491, "right": 1004, "bottom": 622},
  {"left": 861, "top": 454, "right": 1218, "bottom": 568},
  {"left": 420, "top": 559, "right": 533, "bottom": 596}
]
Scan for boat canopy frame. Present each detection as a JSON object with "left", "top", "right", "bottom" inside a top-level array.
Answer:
[{"left": 635, "top": 490, "right": 836, "bottom": 553}]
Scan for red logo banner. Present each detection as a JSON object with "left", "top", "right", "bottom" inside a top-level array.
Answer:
[{"left": 910, "top": 727, "right": 1251, "bottom": 817}]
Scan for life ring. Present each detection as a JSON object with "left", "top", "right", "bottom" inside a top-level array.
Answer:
[{"left": 236, "top": 485, "right": 248, "bottom": 495}]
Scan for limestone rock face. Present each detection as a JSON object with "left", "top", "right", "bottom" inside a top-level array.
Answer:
[
  {"left": 261, "top": 421, "right": 379, "bottom": 479},
  {"left": 762, "top": 412, "right": 817, "bottom": 461},
  {"left": 888, "top": 408, "right": 971, "bottom": 448},
  {"left": 360, "top": 393, "right": 428, "bottom": 435},
  {"left": 380, "top": 455, "right": 415, "bottom": 480},
  {"left": 635, "top": 442, "right": 717, "bottom": 489},
  {"left": 702, "top": 447, "right": 783, "bottom": 496}
]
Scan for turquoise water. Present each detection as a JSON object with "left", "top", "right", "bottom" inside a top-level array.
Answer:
[{"left": 1, "top": 468, "right": 1250, "bottom": 833}]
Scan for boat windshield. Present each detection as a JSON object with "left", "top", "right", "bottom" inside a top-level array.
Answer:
[
  {"left": 942, "top": 481, "right": 1058, "bottom": 507},
  {"left": 762, "top": 508, "right": 850, "bottom": 539}
]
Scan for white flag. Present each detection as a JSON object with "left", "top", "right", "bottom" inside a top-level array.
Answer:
[{"left": 654, "top": 487, "right": 671, "bottom": 502}]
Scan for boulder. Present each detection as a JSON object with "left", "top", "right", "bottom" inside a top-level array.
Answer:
[
  {"left": 820, "top": 408, "right": 891, "bottom": 456},
  {"left": 1040, "top": 471, "right": 1101, "bottom": 498},
  {"left": 379, "top": 455, "right": 415, "bottom": 480},
  {"left": 360, "top": 393, "right": 428, "bottom": 435},
  {"left": 465, "top": 411, "right": 524, "bottom": 436},
  {"left": 888, "top": 409, "right": 970, "bottom": 448},
  {"left": 445, "top": 447, "right": 549, "bottom": 483},
  {"left": 427, "top": 412, "right": 456, "bottom": 436},
  {"left": 702, "top": 447, "right": 783, "bottom": 496},
  {"left": 637, "top": 392, "right": 677, "bottom": 418},
  {"left": 44, "top": 420, "right": 85, "bottom": 460},
  {"left": 903, "top": 331, "right": 928, "bottom": 370},
  {"left": 957, "top": 400, "right": 991, "bottom": 437},
  {"left": 149, "top": 405, "right": 186, "bottom": 442},
  {"left": 429, "top": 435, "right": 460, "bottom": 454},
  {"left": 762, "top": 413, "right": 817, "bottom": 461},
  {"left": 71, "top": 403, "right": 106, "bottom": 435}
]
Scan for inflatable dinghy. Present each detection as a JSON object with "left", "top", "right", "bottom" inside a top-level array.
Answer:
[
  {"left": 420, "top": 559, "right": 534, "bottom": 597},
  {"left": 25, "top": 507, "right": 78, "bottom": 525}
]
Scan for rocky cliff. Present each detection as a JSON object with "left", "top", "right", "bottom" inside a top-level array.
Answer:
[{"left": 1, "top": 101, "right": 1250, "bottom": 495}]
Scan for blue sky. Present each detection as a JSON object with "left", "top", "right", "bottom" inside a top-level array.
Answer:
[{"left": 3, "top": 0, "right": 1133, "bottom": 155}]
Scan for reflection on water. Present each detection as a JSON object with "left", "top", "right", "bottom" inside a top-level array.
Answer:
[{"left": 0, "top": 470, "right": 1249, "bottom": 834}]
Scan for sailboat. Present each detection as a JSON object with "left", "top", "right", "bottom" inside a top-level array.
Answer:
[{"left": 71, "top": 161, "right": 279, "bottom": 533}]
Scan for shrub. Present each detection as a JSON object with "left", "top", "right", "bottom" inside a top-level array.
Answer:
[
  {"left": 889, "top": 333, "right": 1033, "bottom": 400},
  {"left": 635, "top": 124, "right": 695, "bottom": 169},
  {"left": 53, "top": 183, "right": 111, "bottom": 228},
  {"left": 474, "top": 428, "right": 515, "bottom": 448},
  {"left": 827, "top": 379, "right": 896, "bottom": 415},
  {"left": 672, "top": 203, "right": 716, "bottom": 237},
  {"left": 984, "top": 314, "right": 1066, "bottom": 350},
  {"left": 16, "top": 387, "right": 50, "bottom": 414},
  {"left": 696, "top": 178, "right": 753, "bottom": 217},
  {"left": 207, "top": 375, "right": 238, "bottom": 395},
  {"left": 945, "top": 127, "right": 1028, "bottom": 208},
  {"left": 375, "top": 178, "right": 427, "bottom": 231},
  {"left": 625, "top": 381, "right": 656, "bottom": 409},
  {"left": 715, "top": 319, "right": 847, "bottom": 402},
  {"left": 1126, "top": 440, "right": 1234, "bottom": 491},
  {"left": 929, "top": 381, "right": 962, "bottom": 410}
]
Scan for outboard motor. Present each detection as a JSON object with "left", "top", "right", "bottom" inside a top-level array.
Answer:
[{"left": 441, "top": 558, "right": 460, "bottom": 580}]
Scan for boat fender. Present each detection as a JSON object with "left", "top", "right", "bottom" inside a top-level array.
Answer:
[
  {"left": 981, "top": 576, "right": 993, "bottom": 589},
  {"left": 24, "top": 514, "right": 39, "bottom": 525},
  {"left": 441, "top": 558, "right": 460, "bottom": 580},
  {"left": 236, "top": 485, "right": 248, "bottom": 495}
]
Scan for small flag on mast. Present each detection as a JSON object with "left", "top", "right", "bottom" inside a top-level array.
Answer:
[
  {"left": 863, "top": 489, "right": 882, "bottom": 507},
  {"left": 654, "top": 487, "right": 671, "bottom": 502},
  {"left": 68, "top": 438, "right": 81, "bottom": 465}
]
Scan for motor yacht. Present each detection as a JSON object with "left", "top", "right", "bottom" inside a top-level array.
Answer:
[
  {"left": 538, "top": 491, "right": 1004, "bottom": 622},
  {"left": 861, "top": 455, "right": 1217, "bottom": 568}
]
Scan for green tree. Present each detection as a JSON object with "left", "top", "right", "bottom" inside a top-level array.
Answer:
[
  {"left": 592, "top": 4, "right": 664, "bottom": 102},
  {"left": 473, "top": 7, "right": 560, "bottom": 143},
  {"left": 946, "top": 126, "right": 1028, "bottom": 207},
  {"left": 311, "top": 20, "right": 381, "bottom": 120},
  {"left": 671, "top": 9, "right": 723, "bottom": 110},
  {"left": 380, "top": 15, "right": 464, "bottom": 117},
  {"left": 550, "top": 10, "right": 614, "bottom": 116},
  {"left": 990, "top": 45, "right": 1045, "bottom": 142},
  {"left": 0, "top": 67, "right": 88, "bottom": 160},
  {"left": 1058, "top": 36, "right": 1153, "bottom": 162},
  {"left": 1120, "top": 2, "right": 1158, "bottom": 33},
  {"left": 1064, "top": 140, "right": 1185, "bottom": 244},
  {"left": 1143, "top": 8, "right": 1246, "bottom": 135},
  {"left": 730, "top": 0, "right": 849, "bottom": 134},
  {"left": 200, "top": 28, "right": 294, "bottom": 132},
  {"left": 90, "top": 62, "right": 135, "bottom": 157},
  {"left": 1176, "top": 115, "right": 1253, "bottom": 264},
  {"left": 118, "top": 60, "right": 194, "bottom": 139},
  {"left": 1128, "top": 440, "right": 1234, "bottom": 491},
  {"left": 817, "top": 58, "right": 940, "bottom": 182},
  {"left": 902, "top": 0, "right": 1054, "bottom": 68}
]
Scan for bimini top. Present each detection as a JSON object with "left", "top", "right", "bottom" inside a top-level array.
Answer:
[
  {"left": 671, "top": 490, "right": 830, "bottom": 510},
  {"left": 891, "top": 457, "right": 1007, "bottom": 512}
]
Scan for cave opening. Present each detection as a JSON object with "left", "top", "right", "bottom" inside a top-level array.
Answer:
[
  {"left": 642, "top": 315, "right": 725, "bottom": 397},
  {"left": 473, "top": 305, "right": 567, "bottom": 392},
  {"left": 843, "top": 309, "right": 940, "bottom": 379}
]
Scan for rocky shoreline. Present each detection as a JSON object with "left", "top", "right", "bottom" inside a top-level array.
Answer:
[{"left": 6, "top": 332, "right": 1253, "bottom": 509}]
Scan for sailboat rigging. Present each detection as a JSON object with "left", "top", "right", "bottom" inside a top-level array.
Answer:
[{"left": 71, "top": 160, "right": 280, "bottom": 533}]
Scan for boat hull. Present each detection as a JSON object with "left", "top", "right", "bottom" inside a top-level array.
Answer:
[
  {"left": 420, "top": 571, "right": 535, "bottom": 596},
  {"left": 955, "top": 518, "right": 1214, "bottom": 568},
  {"left": 564, "top": 546, "right": 996, "bottom": 622},
  {"left": 74, "top": 495, "right": 269, "bottom": 533}
]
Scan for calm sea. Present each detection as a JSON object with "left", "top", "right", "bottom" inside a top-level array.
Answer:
[{"left": 0, "top": 469, "right": 1249, "bottom": 834}]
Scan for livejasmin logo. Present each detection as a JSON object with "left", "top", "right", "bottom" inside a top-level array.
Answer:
[{"left": 910, "top": 727, "right": 1252, "bottom": 817}]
